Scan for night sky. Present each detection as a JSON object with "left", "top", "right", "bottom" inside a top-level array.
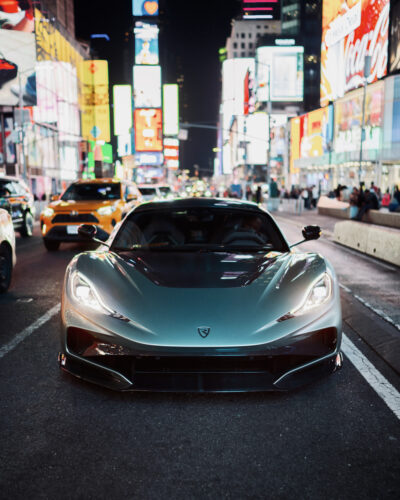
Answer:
[{"left": 74, "top": 0, "right": 241, "bottom": 176}]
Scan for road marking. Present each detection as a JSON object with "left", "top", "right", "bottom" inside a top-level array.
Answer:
[
  {"left": 0, "top": 303, "right": 60, "bottom": 360},
  {"left": 342, "top": 334, "right": 400, "bottom": 421}
]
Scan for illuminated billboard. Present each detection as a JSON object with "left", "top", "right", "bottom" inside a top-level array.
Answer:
[
  {"left": 134, "top": 108, "right": 162, "bottom": 152},
  {"left": 321, "top": 0, "right": 389, "bottom": 107},
  {"left": 298, "top": 106, "right": 334, "bottom": 159},
  {"left": 0, "top": 31, "right": 36, "bottom": 106},
  {"left": 164, "top": 138, "right": 179, "bottom": 169},
  {"left": 134, "top": 22, "right": 159, "bottom": 65},
  {"left": 246, "top": 113, "right": 269, "bottom": 164},
  {"left": 133, "top": 65, "right": 161, "bottom": 108},
  {"left": 163, "top": 84, "right": 179, "bottom": 136},
  {"left": 242, "top": 1, "right": 280, "bottom": 21},
  {"left": 133, "top": 0, "right": 159, "bottom": 16},
  {"left": 113, "top": 85, "right": 132, "bottom": 136},
  {"left": 390, "top": 1, "right": 400, "bottom": 73},
  {"left": 256, "top": 46, "right": 304, "bottom": 102},
  {"left": 0, "top": 0, "right": 34, "bottom": 32},
  {"left": 118, "top": 134, "right": 132, "bottom": 157}
]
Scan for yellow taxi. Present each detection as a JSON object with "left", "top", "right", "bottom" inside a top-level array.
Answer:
[{"left": 40, "top": 178, "right": 142, "bottom": 251}]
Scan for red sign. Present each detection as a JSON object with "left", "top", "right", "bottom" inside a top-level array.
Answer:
[{"left": 134, "top": 108, "right": 162, "bottom": 152}]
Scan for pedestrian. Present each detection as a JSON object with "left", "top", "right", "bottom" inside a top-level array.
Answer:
[
  {"left": 381, "top": 188, "right": 390, "bottom": 208},
  {"left": 255, "top": 185, "right": 262, "bottom": 205},
  {"left": 349, "top": 187, "right": 359, "bottom": 219},
  {"left": 389, "top": 185, "right": 400, "bottom": 212},
  {"left": 301, "top": 187, "right": 310, "bottom": 209},
  {"left": 268, "top": 178, "right": 279, "bottom": 211},
  {"left": 311, "top": 185, "right": 318, "bottom": 208},
  {"left": 355, "top": 189, "right": 379, "bottom": 221},
  {"left": 246, "top": 185, "right": 252, "bottom": 201}
]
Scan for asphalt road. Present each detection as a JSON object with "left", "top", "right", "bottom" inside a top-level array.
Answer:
[{"left": 1, "top": 222, "right": 400, "bottom": 500}]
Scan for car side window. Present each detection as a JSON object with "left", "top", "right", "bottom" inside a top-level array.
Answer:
[
  {"left": 0, "top": 181, "right": 16, "bottom": 197},
  {"left": 125, "top": 184, "right": 139, "bottom": 200}
]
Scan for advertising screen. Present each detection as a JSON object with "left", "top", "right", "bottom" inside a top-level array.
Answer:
[
  {"left": 256, "top": 46, "right": 304, "bottom": 102},
  {"left": 118, "top": 134, "right": 132, "bottom": 157},
  {"left": 133, "top": 0, "right": 159, "bottom": 16},
  {"left": 164, "top": 137, "right": 179, "bottom": 169},
  {"left": 163, "top": 84, "right": 179, "bottom": 136},
  {"left": 113, "top": 85, "right": 132, "bottom": 136},
  {"left": 135, "top": 152, "right": 163, "bottom": 166},
  {"left": 242, "top": 1, "right": 280, "bottom": 20},
  {"left": 390, "top": 1, "right": 400, "bottom": 73},
  {"left": 0, "top": 0, "right": 34, "bottom": 32},
  {"left": 134, "top": 22, "right": 159, "bottom": 65},
  {"left": 245, "top": 113, "right": 269, "bottom": 165},
  {"left": 0, "top": 30, "right": 36, "bottom": 106},
  {"left": 134, "top": 108, "right": 162, "bottom": 152},
  {"left": 334, "top": 80, "right": 384, "bottom": 153},
  {"left": 298, "top": 106, "right": 333, "bottom": 159},
  {"left": 321, "top": 0, "right": 389, "bottom": 107},
  {"left": 133, "top": 65, "right": 161, "bottom": 108}
]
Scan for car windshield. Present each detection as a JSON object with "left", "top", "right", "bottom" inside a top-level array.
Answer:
[
  {"left": 139, "top": 187, "right": 157, "bottom": 196},
  {"left": 61, "top": 183, "right": 121, "bottom": 201},
  {"left": 112, "top": 207, "right": 288, "bottom": 253}
]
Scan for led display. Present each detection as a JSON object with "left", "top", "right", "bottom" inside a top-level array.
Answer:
[
  {"left": 321, "top": 0, "right": 389, "bottom": 107},
  {"left": 133, "top": 65, "right": 161, "bottom": 108},
  {"left": 163, "top": 84, "right": 179, "bottom": 136},
  {"left": 133, "top": 0, "right": 159, "bottom": 17},
  {"left": 134, "top": 108, "right": 162, "bottom": 152},
  {"left": 0, "top": 0, "right": 34, "bottom": 32},
  {"left": 135, "top": 22, "right": 159, "bottom": 65},
  {"left": 256, "top": 46, "right": 304, "bottom": 102},
  {"left": 113, "top": 85, "right": 132, "bottom": 136},
  {"left": 242, "top": 0, "right": 280, "bottom": 21}
]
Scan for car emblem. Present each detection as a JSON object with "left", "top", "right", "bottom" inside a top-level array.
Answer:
[
  {"left": 70, "top": 211, "right": 78, "bottom": 216},
  {"left": 198, "top": 327, "right": 211, "bottom": 338}
]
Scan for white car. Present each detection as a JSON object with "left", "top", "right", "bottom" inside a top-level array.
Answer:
[
  {"left": 0, "top": 208, "right": 16, "bottom": 293},
  {"left": 138, "top": 184, "right": 173, "bottom": 202}
]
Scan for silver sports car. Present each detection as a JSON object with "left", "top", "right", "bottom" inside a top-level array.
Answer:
[{"left": 59, "top": 198, "right": 342, "bottom": 392}]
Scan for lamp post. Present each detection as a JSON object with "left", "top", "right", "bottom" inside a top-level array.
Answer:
[{"left": 359, "top": 55, "right": 371, "bottom": 186}]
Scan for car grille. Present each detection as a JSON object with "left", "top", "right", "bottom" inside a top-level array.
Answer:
[{"left": 52, "top": 213, "right": 99, "bottom": 223}]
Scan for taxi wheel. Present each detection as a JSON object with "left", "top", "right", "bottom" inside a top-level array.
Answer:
[
  {"left": 43, "top": 239, "right": 60, "bottom": 252},
  {"left": 20, "top": 211, "right": 34, "bottom": 238},
  {"left": 0, "top": 246, "right": 12, "bottom": 294}
]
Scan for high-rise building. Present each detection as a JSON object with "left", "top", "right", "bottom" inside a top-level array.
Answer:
[
  {"left": 226, "top": 19, "right": 281, "bottom": 59},
  {"left": 281, "top": 0, "right": 322, "bottom": 111},
  {"left": 41, "top": 0, "right": 76, "bottom": 38}
]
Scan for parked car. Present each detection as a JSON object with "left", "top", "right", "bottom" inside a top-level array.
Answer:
[
  {"left": 138, "top": 184, "right": 174, "bottom": 202},
  {"left": 0, "top": 208, "right": 16, "bottom": 293},
  {"left": 0, "top": 176, "right": 35, "bottom": 237},
  {"left": 40, "top": 178, "right": 142, "bottom": 251}
]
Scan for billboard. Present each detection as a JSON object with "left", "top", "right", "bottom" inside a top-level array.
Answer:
[
  {"left": 0, "top": 0, "right": 34, "bottom": 32},
  {"left": 242, "top": 1, "right": 280, "bottom": 21},
  {"left": 134, "top": 108, "right": 162, "bottom": 152},
  {"left": 0, "top": 31, "right": 36, "bottom": 106},
  {"left": 246, "top": 113, "right": 269, "bottom": 165},
  {"left": 164, "top": 137, "right": 179, "bottom": 169},
  {"left": 298, "top": 106, "right": 334, "bottom": 159},
  {"left": 113, "top": 85, "right": 132, "bottom": 136},
  {"left": 118, "top": 134, "right": 132, "bottom": 157},
  {"left": 390, "top": 1, "right": 400, "bottom": 73},
  {"left": 334, "top": 80, "right": 384, "bottom": 154},
  {"left": 321, "top": 0, "right": 389, "bottom": 107},
  {"left": 135, "top": 152, "right": 163, "bottom": 165},
  {"left": 133, "top": 65, "right": 161, "bottom": 108},
  {"left": 81, "top": 60, "right": 111, "bottom": 143},
  {"left": 134, "top": 22, "right": 159, "bottom": 65},
  {"left": 133, "top": 0, "right": 159, "bottom": 16},
  {"left": 256, "top": 46, "right": 304, "bottom": 102},
  {"left": 163, "top": 84, "right": 179, "bottom": 136}
]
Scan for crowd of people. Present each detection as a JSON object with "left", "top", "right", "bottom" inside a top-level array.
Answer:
[{"left": 332, "top": 182, "right": 400, "bottom": 220}]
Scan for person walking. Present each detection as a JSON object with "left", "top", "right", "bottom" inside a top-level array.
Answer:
[
  {"left": 255, "top": 185, "right": 262, "bottom": 205},
  {"left": 311, "top": 185, "right": 318, "bottom": 209}
]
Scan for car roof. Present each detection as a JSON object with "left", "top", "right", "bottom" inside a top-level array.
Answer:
[
  {"left": 73, "top": 178, "right": 121, "bottom": 184},
  {"left": 134, "top": 197, "right": 263, "bottom": 213}
]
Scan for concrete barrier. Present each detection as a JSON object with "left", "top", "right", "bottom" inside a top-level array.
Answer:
[{"left": 334, "top": 220, "right": 400, "bottom": 267}]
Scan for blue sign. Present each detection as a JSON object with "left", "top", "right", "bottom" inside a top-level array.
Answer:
[{"left": 133, "top": 0, "right": 159, "bottom": 17}]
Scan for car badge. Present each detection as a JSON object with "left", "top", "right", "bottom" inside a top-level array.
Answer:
[
  {"left": 70, "top": 211, "right": 78, "bottom": 216},
  {"left": 198, "top": 327, "right": 211, "bottom": 338}
]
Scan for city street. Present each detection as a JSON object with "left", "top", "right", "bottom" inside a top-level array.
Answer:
[{"left": 1, "top": 215, "right": 399, "bottom": 499}]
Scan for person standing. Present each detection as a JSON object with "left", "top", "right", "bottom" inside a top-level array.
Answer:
[
  {"left": 311, "top": 185, "right": 318, "bottom": 209},
  {"left": 255, "top": 185, "right": 262, "bottom": 205}
]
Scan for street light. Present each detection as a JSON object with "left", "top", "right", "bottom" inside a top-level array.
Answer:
[{"left": 359, "top": 55, "right": 371, "bottom": 186}]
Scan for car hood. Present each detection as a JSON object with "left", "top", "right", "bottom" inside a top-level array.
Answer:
[{"left": 71, "top": 250, "right": 331, "bottom": 348}]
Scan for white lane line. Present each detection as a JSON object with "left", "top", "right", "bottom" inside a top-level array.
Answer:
[
  {"left": 0, "top": 303, "right": 60, "bottom": 360},
  {"left": 342, "top": 334, "right": 400, "bottom": 421}
]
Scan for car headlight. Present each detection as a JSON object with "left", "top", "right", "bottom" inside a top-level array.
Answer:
[
  {"left": 70, "top": 271, "right": 111, "bottom": 313},
  {"left": 292, "top": 273, "right": 332, "bottom": 316},
  {"left": 97, "top": 205, "right": 116, "bottom": 216},
  {"left": 42, "top": 207, "right": 54, "bottom": 217}
]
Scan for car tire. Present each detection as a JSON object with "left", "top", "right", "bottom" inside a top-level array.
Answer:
[
  {"left": 43, "top": 239, "right": 60, "bottom": 252},
  {"left": 0, "top": 246, "right": 12, "bottom": 294},
  {"left": 20, "top": 211, "right": 34, "bottom": 238}
]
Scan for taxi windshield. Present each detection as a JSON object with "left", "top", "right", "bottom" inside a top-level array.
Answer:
[{"left": 61, "top": 183, "right": 121, "bottom": 201}]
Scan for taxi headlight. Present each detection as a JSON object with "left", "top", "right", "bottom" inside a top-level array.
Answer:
[
  {"left": 292, "top": 273, "right": 333, "bottom": 316},
  {"left": 97, "top": 205, "right": 116, "bottom": 216},
  {"left": 42, "top": 207, "right": 54, "bottom": 217}
]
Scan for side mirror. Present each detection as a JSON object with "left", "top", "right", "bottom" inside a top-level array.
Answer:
[
  {"left": 302, "top": 225, "right": 321, "bottom": 241},
  {"left": 78, "top": 224, "right": 97, "bottom": 240},
  {"left": 51, "top": 194, "right": 59, "bottom": 201}
]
